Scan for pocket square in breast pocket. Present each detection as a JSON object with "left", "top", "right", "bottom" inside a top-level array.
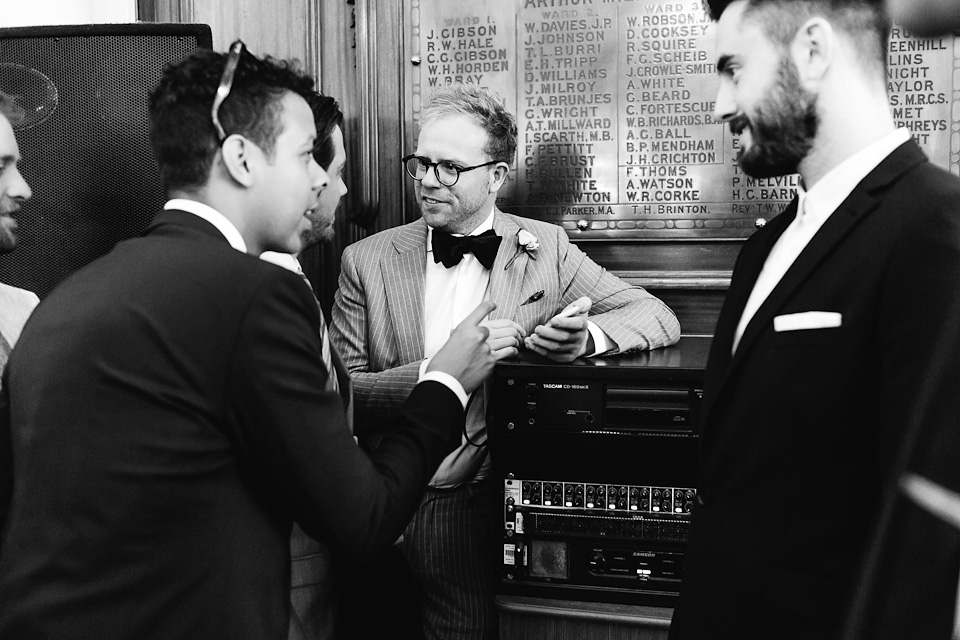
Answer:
[{"left": 773, "top": 311, "right": 842, "bottom": 332}]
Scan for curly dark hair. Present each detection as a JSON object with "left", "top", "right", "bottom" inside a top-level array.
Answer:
[
  {"left": 148, "top": 42, "right": 315, "bottom": 192},
  {"left": 305, "top": 92, "right": 343, "bottom": 171}
]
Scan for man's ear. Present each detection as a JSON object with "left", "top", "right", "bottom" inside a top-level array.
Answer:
[
  {"left": 792, "top": 16, "right": 834, "bottom": 87},
  {"left": 488, "top": 162, "right": 510, "bottom": 194},
  {"left": 218, "top": 134, "right": 256, "bottom": 187}
]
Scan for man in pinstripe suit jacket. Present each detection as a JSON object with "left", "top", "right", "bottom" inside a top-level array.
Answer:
[{"left": 331, "top": 85, "right": 680, "bottom": 640}]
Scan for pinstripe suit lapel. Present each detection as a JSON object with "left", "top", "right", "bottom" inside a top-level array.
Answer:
[
  {"left": 382, "top": 221, "right": 427, "bottom": 363},
  {"left": 488, "top": 210, "right": 527, "bottom": 321}
]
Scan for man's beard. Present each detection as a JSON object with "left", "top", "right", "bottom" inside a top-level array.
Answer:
[
  {"left": 300, "top": 225, "right": 334, "bottom": 248},
  {"left": 299, "top": 214, "right": 334, "bottom": 249},
  {"left": 0, "top": 211, "right": 18, "bottom": 254},
  {"left": 733, "top": 55, "right": 819, "bottom": 179}
]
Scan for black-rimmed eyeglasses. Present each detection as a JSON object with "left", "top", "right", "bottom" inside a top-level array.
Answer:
[
  {"left": 401, "top": 154, "right": 500, "bottom": 187},
  {"left": 211, "top": 40, "right": 245, "bottom": 143}
]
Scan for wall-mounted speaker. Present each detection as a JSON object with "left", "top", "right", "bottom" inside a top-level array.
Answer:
[{"left": 0, "top": 23, "right": 212, "bottom": 297}]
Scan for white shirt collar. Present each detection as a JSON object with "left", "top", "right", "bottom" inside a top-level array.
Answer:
[
  {"left": 802, "top": 128, "right": 912, "bottom": 222},
  {"left": 426, "top": 208, "right": 496, "bottom": 255},
  {"left": 259, "top": 251, "right": 302, "bottom": 274},
  {"left": 165, "top": 198, "right": 247, "bottom": 253}
]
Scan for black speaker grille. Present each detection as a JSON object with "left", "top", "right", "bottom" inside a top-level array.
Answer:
[{"left": 0, "top": 24, "right": 211, "bottom": 297}]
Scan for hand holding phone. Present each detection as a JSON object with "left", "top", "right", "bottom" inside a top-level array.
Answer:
[{"left": 523, "top": 296, "right": 592, "bottom": 362}]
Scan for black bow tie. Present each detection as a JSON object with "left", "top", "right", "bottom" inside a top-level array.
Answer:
[{"left": 431, "top": 228, "right": 501, "bottom": 270}]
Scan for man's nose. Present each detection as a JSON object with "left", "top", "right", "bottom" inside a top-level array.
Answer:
[
  {"left": 420, "top": 164, "right": 442, "bottom": 188},
  {"left": 713, "top": 79, "right": 737, "bottom": 123},
  {"left": 8, "top": 166, "right": 31, "bottom": 202},
  {"left": 312, "top": 159, "right": 329, "bottom": 192}
]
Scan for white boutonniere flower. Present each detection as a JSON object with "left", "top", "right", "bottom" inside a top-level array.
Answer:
[
  {"left": 517, "top": 229, "right": 540, "bottom": 253},
  {"left": 506, "top": 229, "right": 539, "bottom": 269}
]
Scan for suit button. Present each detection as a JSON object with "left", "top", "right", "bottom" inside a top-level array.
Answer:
[{"left": 696, "top": 490, "right": 711, "bottom": 507}]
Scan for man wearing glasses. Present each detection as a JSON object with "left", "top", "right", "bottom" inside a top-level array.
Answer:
[
  {"left": 0, "top": 44, "right": 495, "bottom": 640},
  {"left": 331, "top": 84, "right": 681, "bottom": 640}
]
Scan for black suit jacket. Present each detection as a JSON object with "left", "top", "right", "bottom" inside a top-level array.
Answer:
[
  {"left": 670, "top": 140, "right": 960, "bottom": 639},
  {"left": 0, "top": 210, "right": 463, "bottom": 640}
]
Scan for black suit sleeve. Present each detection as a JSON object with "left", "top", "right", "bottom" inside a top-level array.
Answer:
[
  {"left": 845, "top": 167, "right": 960, "bottom": 639},
  {"left": 874, "top": 172, "right": 960, "bottom": 471},
  {"left": 226, "top": 272, "right": 462, "bottom": 559},
  {"left": 0, "top": 371, "right": 11, "bottom": 538}
]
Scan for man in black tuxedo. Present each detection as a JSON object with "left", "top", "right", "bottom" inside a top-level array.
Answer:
[
  {"left": 668, "top": 2, "right": 960, "bottom": 639},
  {"left": 0, "top": 43, "right": 495, "bottom": 640},
  {"left": 846, "top": 5, "right": 960, "bottom": 639}
]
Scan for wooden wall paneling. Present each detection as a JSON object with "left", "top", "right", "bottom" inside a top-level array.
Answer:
[
  {"left": 140, "top": 0, "right": 314, "bottom": 62},
  {"left": 644, "top": 289, "right": 726, "bottom": 337},
  {"left": 306, "top": 0, "right": 361, "bottom": 313},
  {"left": 580, "top": 240, "right": 741, "bottom": 276},
  {"left": 305, "top": 0, "right": 407, "bottom": 242},
  {"left": 137, "top": 0, "right": 173, "bottom": 22},
  {"left": 578, "top": 239, "right": 739, "bottom": 336},
  {"left": 195, "top": 3, "right": 309, "bottom": 62},
  {"left": 305, "top": 0, "right": 406, "bottom": 312},
  {"left": 303, "top": 0, "right": 407, "bottom": 310},
  {"left": 348, "top": 0, "right": 380, "bottom": 233},
  {"left": 136, "top": 0, "right": 328, "bottom": 119},
  {"left": 370, "top": 0, "right": 406, "bottom": 233}
]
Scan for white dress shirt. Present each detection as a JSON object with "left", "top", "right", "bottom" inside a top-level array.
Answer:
[
  {"left": 165, "top": 199, "right": 247, "bottom": 252},
  {"left": 732, "top": 128, "right": 912, "bottom": 354},
  {"left": 422, "top": 211, "right": 497, "bottom": 488},
  {"left": 0, "top": 283, "right": 38, "bottom": 350},
  {"left": 421, "top": 210, "right": 616, "bottom": 487}
]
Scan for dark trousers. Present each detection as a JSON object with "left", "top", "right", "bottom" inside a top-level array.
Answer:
[
  {"left": 336, "top": 544, "right": 423, "bottom": 640},
  {"left": 335, "top": 480, "right": 500, "bottom": 640},
  {"left": 400, "top": 479, "right": 500, "bottom": 640}
]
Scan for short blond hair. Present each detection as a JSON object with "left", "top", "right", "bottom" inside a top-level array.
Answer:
[{"left": 421, "top": 85, "right": 517, "bottom": 167}]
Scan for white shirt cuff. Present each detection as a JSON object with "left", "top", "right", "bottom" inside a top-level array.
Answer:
[
  {"left": 586, "top": 321, "right": 616, "bottom": 357},
  {"left": 418, "top": 358, "right": 469, "bottom": 409}
]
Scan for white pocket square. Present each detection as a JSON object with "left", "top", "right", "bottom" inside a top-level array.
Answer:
[{"left": 773, "top": 311, "right": 842, "bottom": 332}]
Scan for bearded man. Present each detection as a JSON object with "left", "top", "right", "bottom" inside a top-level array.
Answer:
[
  {"left": 668, "top": 2, "right": 960, "bottom": 639},
  {"left": 0, "top": 93, "right": 37, "bottom": 392}
]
